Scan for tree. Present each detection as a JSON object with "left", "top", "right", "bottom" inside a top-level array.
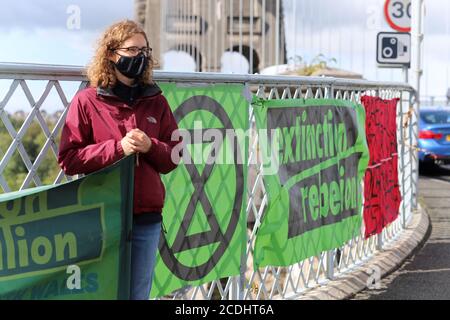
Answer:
[
  {"left": 0, "top": 112, "right": 63, "bottom": 193},
  {"left": 287, "top": 54, "right": 338, "bottom": 76}
]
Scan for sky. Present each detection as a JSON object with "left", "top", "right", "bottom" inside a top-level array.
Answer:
[
  {"left": 0, "top": 0, "right": 449, "bottom": 113},
  {"left": 0, "top": 0, "right": 133, "bottom": 65},
  {"left": 0, "top": 0, "right": 135, "bottom": 113},
  {"left": 281, "top": 0, "right": 450, "bottom": 103}
]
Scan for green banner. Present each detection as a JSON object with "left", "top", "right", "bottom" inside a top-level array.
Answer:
[
  {"left": 151, "top": 83, "right": 249, "bottom": 298},
  {"left": 253, "top": 98, "right": 369, "bottom": 268},
  {"left": 0, "top": 156, "right": 134, "bottom": 300}
]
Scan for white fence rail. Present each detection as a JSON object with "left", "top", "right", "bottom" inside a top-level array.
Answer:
[{"left": 0, "top": 62, "right": 418, "bottom": 300}]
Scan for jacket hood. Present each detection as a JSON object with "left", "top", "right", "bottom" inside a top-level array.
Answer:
[{"left": 96, "top": 82, "right": 162, "bottom": 100}]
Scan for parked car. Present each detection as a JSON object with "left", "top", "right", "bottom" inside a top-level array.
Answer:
[{"left": 418, "top": 107, "right": 450, "bottom": 166}]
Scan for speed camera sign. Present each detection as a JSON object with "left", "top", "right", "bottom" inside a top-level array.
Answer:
[
  {"left": 384, "top": 0, "right": 411, "bottom": 32},
  {"left": 377, "top": 32, "right": 411, "bottom": 67}
]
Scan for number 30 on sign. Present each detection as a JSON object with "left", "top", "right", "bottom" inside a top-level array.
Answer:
[{"left": 384, "top": 0, "right": 412, "bottom": 32}]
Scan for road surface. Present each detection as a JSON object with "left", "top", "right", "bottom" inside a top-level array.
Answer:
[{"left": 353, "top": 164, "right": 450, "bottom": 300}]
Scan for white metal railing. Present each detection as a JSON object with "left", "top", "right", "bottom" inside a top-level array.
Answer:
[
  {"left": 420, "top": 96, "right": 449, "bottom": 107},
  {"left": 0, "top": 62, "right": 418, "bottom": 300}
]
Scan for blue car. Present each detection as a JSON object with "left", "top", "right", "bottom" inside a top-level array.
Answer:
[{"left": 418, "top": 107, "right": 450, "bottom": 165}]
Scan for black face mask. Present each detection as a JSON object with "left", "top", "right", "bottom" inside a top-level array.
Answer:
[{"left": 114, "top": 53, "right": 148, "bottom": 79}]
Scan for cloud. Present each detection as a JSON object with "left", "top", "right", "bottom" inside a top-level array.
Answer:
[
  {"left": 0, "top": 27, "right": 99, "bottom": 65},
  {"left": 282, "top": 0, "right": 450, "bottom": 97},
  {"left": 0, "top": 0, "right": 134, "bottom": 32},
  {"left": 1, "top": 0, "right": 449, "bottom": 99},
  {"left": 283, "top": 0, "right": 450, "bottom": 36}
]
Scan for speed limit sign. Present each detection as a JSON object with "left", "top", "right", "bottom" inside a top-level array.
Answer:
[{"left": 384, "top": 0, "right": 411, "bottom": 32}]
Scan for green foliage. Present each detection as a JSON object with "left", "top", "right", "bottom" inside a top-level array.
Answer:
[
  {"left": 0, "top": 113, "right": 62, "bottom": 193},
  {"left": 287, "top": 54, "right": 338, "bottom": 76}
]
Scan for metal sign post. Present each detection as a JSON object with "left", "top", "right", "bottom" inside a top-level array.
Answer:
[
  {"left": 411, "top": 0, "right": 424, "bottom": 100},
  {"left": 403, "top": 66, "right": 409, "bottom": 85},
  {"left": 410, "top": 0, "right": 425, "bottom": 213}
]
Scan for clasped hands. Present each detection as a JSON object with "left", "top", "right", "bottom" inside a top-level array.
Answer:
[{"left": 121, "top": 128, "right": 152, "bottom": 156}]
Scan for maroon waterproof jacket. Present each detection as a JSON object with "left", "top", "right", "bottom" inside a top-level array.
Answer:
[{"left": 58, "top": 84, "right": 180, "bottom": 215}]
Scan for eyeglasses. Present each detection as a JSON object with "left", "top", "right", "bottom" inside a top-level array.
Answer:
[{"left": 113, "top": 46, "right": 152, "bottom": 57}]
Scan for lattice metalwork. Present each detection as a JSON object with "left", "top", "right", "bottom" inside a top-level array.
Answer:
[{"left": 0, "top": 63, "right": 417, "bottom": 300}]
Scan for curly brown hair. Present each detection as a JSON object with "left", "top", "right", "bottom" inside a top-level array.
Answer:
[{"left": 87, "top": 20, "right": 155, "bottom": 88}]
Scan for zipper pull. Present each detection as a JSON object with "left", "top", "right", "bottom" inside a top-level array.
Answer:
[{"left": 136, "top": 153, "right": 140, "bottom": 167}]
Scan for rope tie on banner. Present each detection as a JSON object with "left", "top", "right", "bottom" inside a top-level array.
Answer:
[
  {"left": 367, "top": 103, "right": 430, "bottom": 171},
  {"left": 403, "top": 106, "right": 414, "bottom": 130},
  {"left": 401, "top": 106, "right": 431, "bottom": 154},
  {"left": 366, "top": 154, "right": 400, "bottom": 169}
]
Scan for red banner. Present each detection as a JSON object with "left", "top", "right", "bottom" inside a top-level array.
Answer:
[{"left": 361, "top": 96, "right": 402, "bottom": 238}]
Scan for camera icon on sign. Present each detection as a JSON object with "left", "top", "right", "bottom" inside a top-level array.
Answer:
[{"left": 381, "top": 37, "right": 408, "bottom": 59}]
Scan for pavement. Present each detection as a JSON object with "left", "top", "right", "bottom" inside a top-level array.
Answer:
[
  {"left": 353, "top": 164, "right": 450, "bottom": 300},
  {"left": 297, "top": 192, "right": 429, "bottom": 300}
]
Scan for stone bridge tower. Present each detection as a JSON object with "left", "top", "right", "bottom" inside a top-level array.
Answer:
[{"left": 135, "top": 0, "right": 287, "bottom": 73}]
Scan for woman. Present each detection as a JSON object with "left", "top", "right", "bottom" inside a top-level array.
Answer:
[{"left": 58, "top": 20, "right": 180, "bottom": 300}]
